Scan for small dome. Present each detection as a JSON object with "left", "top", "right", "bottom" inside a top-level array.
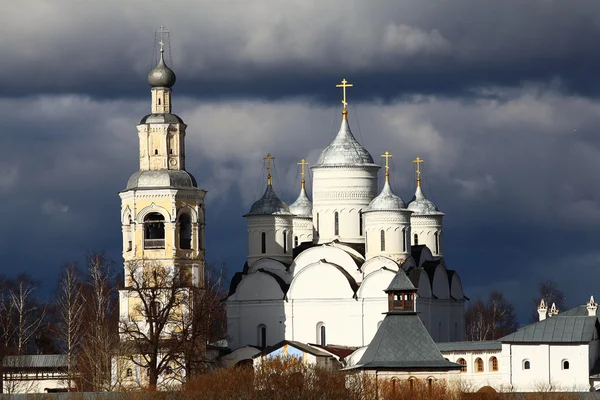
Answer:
[
  {"left": 126, "top": 170, "right": 197, "bottom": 190},
  {"left": 364, "top": 181, "right": 406, "bottom": 212},
  {"left": 148, "top": 51, "right": 176, "bottom": 88},
  {"left": 315, "top": 118, "right": 376, "bottom": 167},
  {"left": 245, "top": 185, "right": 293, "bottom": 216},
  {"left": 289, "top": 188, "right": 312, "bottom": 217},
  {"left": 407, "top": 186, "right": 443, "bottom": 215},
  {"left": 139, "top": 113, "right": 184, "bottom": 125}
]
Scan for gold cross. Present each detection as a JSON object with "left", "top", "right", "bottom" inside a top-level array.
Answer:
[
  {"left": 381, "top": 151, "right": 393, "bottom": 182},
  {"left": 158, "top": 25, "right": 169, "bottom": 53},
  {"left": 336, "top": 78, "right": 354, "bottom": 117},
  {"left": 264, "top": 153, "right": 275, "bottom": 185},
  {"left": 298, "top": 159, "right": 309, "bottom": 189},
  {"left": 413, "top": 157, "right": 424, "bottom": 187}
]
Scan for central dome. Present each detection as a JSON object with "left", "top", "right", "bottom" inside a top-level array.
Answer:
[{"left": 315, "top": 118, "right": 375, "bottom": 167}]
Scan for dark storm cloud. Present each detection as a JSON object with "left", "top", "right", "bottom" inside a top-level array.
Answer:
[{"left": 3, "top": 1, "right": 600, "bottom": 99}]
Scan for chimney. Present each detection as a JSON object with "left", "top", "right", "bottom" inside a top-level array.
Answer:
[
  {"left": 587, "top": 296, "right": 598, "bottom": 316},
  {"left": 548, "top": 302, "right": 559, "bottom": 317},
  {"left": 537, "top": 299, "right": 548, "bottom": 321}
]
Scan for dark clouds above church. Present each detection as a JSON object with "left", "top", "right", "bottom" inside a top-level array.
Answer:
[{"left": 2, "top": 0, "right": 600, "bottom": 322}]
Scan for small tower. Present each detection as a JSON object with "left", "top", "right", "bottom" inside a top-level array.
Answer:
[
  {"left": 537, "top": 299, "right": 548, "bottom": 321},
  {"left": 363, "top": 151, "right": 412, "bottom": 262},
  {"left": 244, "top": 154, "right": 293, "bottom": 266},
  {"left": 385, "top": 268, "right": 418, "bottom": 313},
  {"left": 548, "top": 302, "right": 559, "bottom": 317},
  {"left": 587, "top": 296, "right": 598, "bottom": 316},
  {"left": 289, "top": 159, "right": 313, "bottom": 248},
  {"left": 407, "top": 157, "right": 444, "bottom": 257}
]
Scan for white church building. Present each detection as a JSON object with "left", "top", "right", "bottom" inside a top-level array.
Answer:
[{"left": 226, "top": 81, "right": 466, "bottom": 352}]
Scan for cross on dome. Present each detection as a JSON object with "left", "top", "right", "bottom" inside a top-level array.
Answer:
[
  {"left": 298, "top": 159, "right": 309, "bottom": 189},
  {"left": 413, "top": 156, "right": 424, "bottom": 187},
  {"left": 263, "top": 153, "right": 275, "bottom": 186},
  {"left": 336, "top": 78, "right": 354, "bottom": 119},
  {"left": 381, "top": 151, "right": 393, "bottom": 182}
]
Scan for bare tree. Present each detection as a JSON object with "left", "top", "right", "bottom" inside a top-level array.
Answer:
[
  {"left": 465, "top": 291, "right": 518, "bottom": 341},
  {"left": 531, "top": 279, "right": 566, "bottom": 322},
  {"left": 9, "top": 275, "right": 47, "bottom": 355},
  {"left": 55, "top": 263, "right": 86, "bottom": 390}
]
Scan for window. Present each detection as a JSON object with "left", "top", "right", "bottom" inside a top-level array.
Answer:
[
  {"left": 414, "top": 233, "right": 419, "bottom": 245},
  {"left": 155, "top": 149, "right": 159, "bottom": 155},
  {"left": 320, "top": 325, "right": 326, "bottom": 346},
  {"left": 402, "top": 229, "right": 406, "bottom": 252},
  {"left": 126, "top": 368, "right": 132, "bottom": 377},
  {"left": 258, "top": 324, "right": 267, "bottom": 348},
  {"left": 179, "top": 213, "right": 192, "bottom": 249},
  {"left": 261, "top": 232, "right": 266, "bottom": 254},
  {"left": 359, "top": 210, "right": 363, "bottom": 236},
  {"left": 523, "top": 360, "right": 531, "bottom": 370},
  {"left": 490, "top": 356, "right": 498, "bottom": 372},
  {"left": 334, "top": 212, "right": 339, "bottom": 236},
  {"left": 475, "top": 357, "right": 484, "bottom": 373},
  {"left": 427, "top": 377, "right": 434, "bottom": 391},
  {"left": 562, "top": 360, "right": 569, "bottom": 370},
  {"left": 380, "top": 230, "right": 385, "bottom": 251},
  {"left": 457, "top": 358, "right": 467, "bottom": 373},
  {"left": 144, "top": 213, "right": 165, "bottom": 249},
  {"left": 283, "top": 231, "right": 287, "bottom": 254},
  {"left": 127, "top": 241, "right": 132, "bottom": 252},
  {"left": 294, "top": 236, "right": 298, "bottom": 248},
  {"left": 434, "top": 231, "right": 439, "bottom": 254},
  {"left": 409, "top": 378, "right": 416, "bottom": 390},
  {"left": 316, "top": 213, "right": 319, "bottom": 233},
  {"left": 158, "top": 98, "right": 161, "bottom": 105}
]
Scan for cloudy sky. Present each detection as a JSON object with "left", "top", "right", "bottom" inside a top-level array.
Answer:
[{"left": 3, "top": 0, "right": 600, "bottom": 322}]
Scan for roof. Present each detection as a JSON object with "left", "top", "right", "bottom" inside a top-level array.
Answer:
[
  {"left": 289, "top": 187, "right": 312, "bottom": 217},
  {"left": 364, "top": 181, "right": 407, "bottom": 212},
  {"left": 437, "top": 341, "right": 502, "bottom": 352},
  {"left": 125, "top": 169, "right": 198, "bottom": 190},
  {"left": 148, "top": 49, "right": 176, "bottom": 88},
  {"left": 385, "top": 269, "right": 415, "bottom": 292},
  {"left": 410, "top": 245, "right": 427, "bottom": 266},
  {"left": 139, "top": 113, "right": 184, "bottom": 124},
  {"left": 253, "top": 340, "right": 332, "bottom": 359},
  {"left": 313, "top": 118, "right": 377, "bottom": 167},
  {"left": 354, "top": 312, "right": 461, "bottom": 370},
  {"left": 559, "top": 304, "right": 596, "bottom": 317},
  {"left": 3, "top": 354, "right": 68, "bottom": 369},
  {"left": 245, "top": 184, "right": 293, "bottom": 216},
  {"left": 500, "top": 315, "right": 599, "bottom": 343},
  {"left": 407, "top": 186, "right": 444, "bottom": 216},
  {"left": 309, "top": 344, "right": 358, "bottom": 360}
]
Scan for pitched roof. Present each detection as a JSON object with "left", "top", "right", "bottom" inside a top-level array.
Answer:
[
  {"left": 500, "top": 315, "right": 599, "bottom": 343},
  {"left": 385, "top": 269, "right": 415, "bottom": 292},
  {"left": 253, "top": 340, "right": 332, "bottom": 359},
  {"left": 3, "top": 354, "right": 68, "bottom": 369},
  {"left": 354, "top": 312, "right": 461, "bottom": 370},
  {"left": 437, "top": 341, "right": 502, "bottom": 352},
  {"left": 309, "top": 344, "right": 358, "bottom": 360}
]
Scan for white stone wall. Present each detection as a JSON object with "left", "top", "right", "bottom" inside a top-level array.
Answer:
[
  {"left": 364, "top": 210, "right": 411, "bottom": 262},
  {"left": 247, "top": 215, "right": 294, "bottom": 265},
  {"left": 292, "top": 216, "right": 313, "bottom": 247},
  {"left": 441, "top": 349, "right": 505, "bottom": 392},
  {"left": 311, "top": 166, "right": 378, "bottom": 244}
]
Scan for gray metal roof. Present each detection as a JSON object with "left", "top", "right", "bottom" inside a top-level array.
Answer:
[
  {"left": 3, "top": 354, "right": 68, "bottom": 369},
  {"left": 500, "top": 315, "right": 599, "bottom": 343},
  {"left": 314, "top": 118, "right": 377, "bottom": 167},
  {"left": 126, "top": 169, "right": 198, "bottom": 190},
  {"left": 407, "top": 186, "right": 444, "bottom": 216},
  {"left": 558, "top": 305, "right": 596, "bottom": 317},
  {"left": 289, "top": 187, "right": 312, "bottom": 217},
  {"left": 364, "top": 181, "right": 407, "bottom": 212},
  {"left": 355, "top": 312, "right": 461, "bottom": 370},
  {"left": 139, "top": 113, "right": 184, "bottom": 125},
  {"left": 245, "top": 184, "right": 293, "bottom": 216},
  {"left": 385, "top": 269, "right": 415, "bottom": 292},
  {"left": 437, "top": 341, "right": 502, "bottom": 352},
  {"left": 253, "top": 340, "right": 332, "bottom": 359},
  {"left": 148, "top": 50, "right": 176, "bottom": 88}
]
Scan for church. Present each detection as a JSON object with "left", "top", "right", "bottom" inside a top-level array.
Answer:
[{"left": 226, "top": 80, "right": 466, "bottom": 352}]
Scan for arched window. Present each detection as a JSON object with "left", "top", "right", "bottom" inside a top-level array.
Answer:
[
  {"left": 562, "top": 359, "right": 569, "bottom": 370},
  {"left": 434, "top": 232, "right": 439, "bottom": 254},
  {"left": 334, "top": 212, "right": 339, "bottom": 236},
  {"left": 427, "top": 377, "right": 434, "bottom": 391},
  {"left": 409, "top": 377, "right": 416, "bottom": 390},
  {"left": 380, "top": 230, "right": 385, "bottom": 251},
  {"left": 283, "top": 231, "right": 287, "bottom": 254},
  {"left": 402, "top": 228, "right": 406, "bottom": 252},
  {"left": 126, "top": 368, "right": 133, "bottom": 377},
  {"left": 144, "top": 213, "right": 165, "bottom": 249},
  {"left": 261, "top": 232, "right": 266, "bottom": 254},
  {"left": 475, "top": 358, "right": 484, "bottom": 373},
  {"left": 294, "top": 236, "right": 298, "bottom": 248},
  {"left": 523, "top": 360, "right": 531, "bottom": 370},
  {"left": 317, "top": 322, "right": 326, "bottom": 345},
  {"left": 457, "top": 358, "right": 467, "bottom": 373},
  {"left": 258, "top": 324, "right": 267, "bottom": 348},
  {"left": 316, "top": 213, "right": 320, "bottom": 233},
  {"left": 158, "top": 98, "right": 161, "bottom": 105},
  {"left": 359, "top": 210, "right": 363, "bottom": 236},
  {"left": 179, "top": 213, "right": 192, "bottom": 249},
  {"left": 490, "top": 356, "right": 499, "bottom": 372},
  {"left": 414, "top": 233, "right": 419, "bottom": 245}
]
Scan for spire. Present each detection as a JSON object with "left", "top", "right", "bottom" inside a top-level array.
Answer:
[
  {"left": 336, "top": 78, "right": 354, "bottom": 120},
  {"left": 587, "top": 295, "right": 598, "bottom": 316},
  {"left": 382, "top": 151, "right": 392, "bottom": 183},
  {"left": 298, "top": 159, "right": 309, "bottom": 190},
  {"left": 413, "top": 156, "right": 424, "bottom": 187},
  {"left": 263, "top": 153, "right": 274, "bottom": 186},
  {"left": 537, "top": 299, "right": 548, "bottom": 321}
]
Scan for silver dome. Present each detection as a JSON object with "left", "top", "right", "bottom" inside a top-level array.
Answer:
[
  {"left": 126, "top": 170, "right": 197, "bottom": 190},
  {"left": 407, "top": 186, "right": 443, "bottom": 215},
  {"left": 289, "top": 187, "right": 312, "bottom": 217},
  {"left": 364, "top": 181, "right": 407, "bottom": 212},
  {"left": 139, "top": 113, "right": 184, "bottom": 125},
  {"left": 148, "top": 51, "right": 176, "bottom": 88},
  {"left": 314, "top": 118, "right": 376, "bottom": 167},
  {"left": 245, "top": 184, "right": 293, "bottom": 216}
]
